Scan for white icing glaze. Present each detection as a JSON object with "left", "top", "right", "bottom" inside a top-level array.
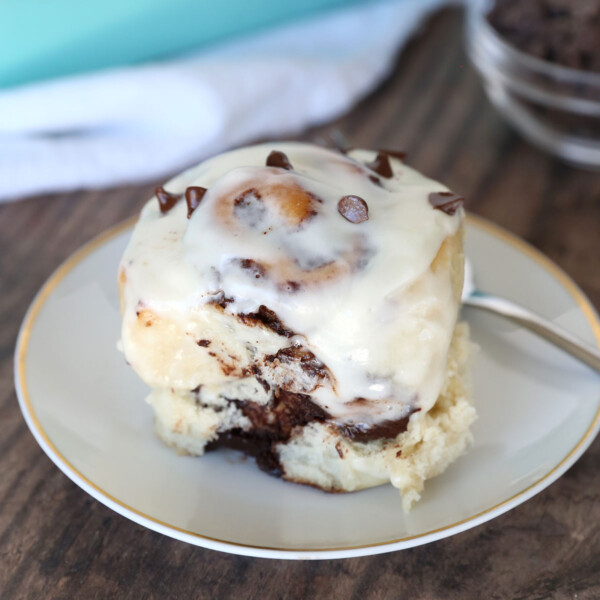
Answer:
[{"left": 120, "top": 142, "right": 462, "bottom": 425}]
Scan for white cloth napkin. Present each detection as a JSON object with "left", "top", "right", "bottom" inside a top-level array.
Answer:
[{"left": 0, "top": 0, "right": 445, "bottom": 202}]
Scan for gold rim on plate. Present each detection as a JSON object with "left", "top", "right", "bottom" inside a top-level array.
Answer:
[{"left": 14, "top": 213, "right": 600, "bottom": 556}]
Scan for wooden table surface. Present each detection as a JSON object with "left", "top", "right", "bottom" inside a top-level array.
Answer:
[{"left": 2, "top": 9, "right": 600, "bottom": 599}]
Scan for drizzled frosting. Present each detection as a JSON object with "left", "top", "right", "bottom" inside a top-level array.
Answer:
[{"left": 120, "top": 142, "right": 463, "bottom": 426}]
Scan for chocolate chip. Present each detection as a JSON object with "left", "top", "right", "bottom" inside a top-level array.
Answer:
[
  {"left": 266, "top": 150, "right": 293, "bottom": 170},
  {"left": 365, "top": 152, "right": 393, "bottom": 178},
  {"left": 155, "top": 186, "right": 181, "bottom": 214},
  {"left": 197, "top": 339, "right": 211, "bottom": 347},
  {"left": 185, "top": 186, "right": 207, "bottom": 219},
  {"left": 368, "top": 174, "right": 382, "bottom": 187},
  {"left": 428, "top": 191, "right": 464, "bottom": 216},
  {"left": 337, "top": 195, "right": 369, "bottom": 224},
  {"left": 487, "top": 0, "right": 600, "bottom": 72}
]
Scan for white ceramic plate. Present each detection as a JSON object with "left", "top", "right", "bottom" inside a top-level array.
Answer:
[{"left": 15, "top": 215, "right": 600, "bottom": 560}]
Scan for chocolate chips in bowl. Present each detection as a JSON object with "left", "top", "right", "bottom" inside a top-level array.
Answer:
[{"left": 466, "top": 0, "right": 600, "bottom": 169}]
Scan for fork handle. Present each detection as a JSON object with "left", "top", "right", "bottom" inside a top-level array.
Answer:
[{"left": 463, "top": 293, "right": 600, "bottom": 373}]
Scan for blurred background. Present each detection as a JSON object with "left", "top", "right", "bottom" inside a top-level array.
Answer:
[
  {"left": 1, "top": 0, "right": 599, "bottom": 202},
  {"left": 0, "top": 0, "right": 446, "bottom": 201}
]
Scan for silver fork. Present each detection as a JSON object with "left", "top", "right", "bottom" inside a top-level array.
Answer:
[{"left": 463, "top": 259, "right": 600, "bottom": 373}]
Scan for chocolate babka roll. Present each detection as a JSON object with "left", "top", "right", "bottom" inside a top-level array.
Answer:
[{"left": 118, "top": 143, "right": 475, "bottom": 510}]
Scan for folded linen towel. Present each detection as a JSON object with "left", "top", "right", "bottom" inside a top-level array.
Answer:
[{"left": 0, "top": 0, "right": 445, "bottom": 201}]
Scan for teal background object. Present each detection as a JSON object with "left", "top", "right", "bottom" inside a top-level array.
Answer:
[{"left": 0, "top": 0, "right": 360, "bottom": 89}]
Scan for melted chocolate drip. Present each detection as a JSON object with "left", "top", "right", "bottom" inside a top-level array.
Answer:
[
  {"left": 339, "top": 408, "right": 419, "bottom": 443},
  {"left": 206, "top": 390, "right": 329, "bottom": 477},
  {"left": 365, "top": 152, "right": 393, "bottom": 178},
  {"left": 337, "top": 195, "right": 369, "bottom": 224},
  {"left": 239, "top": 390, "right": 329, "bottom": 438},
  {"left": 239, "top": 305, "right": 295, "bottom": 337},
  {"left": 155, "top": 186, "right": 181, "bottom": 214},
  {"left": 185, "top": 186, "right": 207, "bottom": 219},
  {"left": 266, "top": 150, "right": 293, "bottom": 170},
  {"left": 206, "top": 430, "right": 282, "bottom": 476},
  {"left": 428, "top": 191, "right": 464, "bottom": 215},
  {"left": 266, "top": 345, "right": 329, "bottom": 382},
  {"left": 251, "top": 365, "right": 271, "bottom": 393}
]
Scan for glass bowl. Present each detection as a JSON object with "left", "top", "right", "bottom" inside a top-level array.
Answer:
[{"left": 466, "top": 0, "right": 600, "bottom": 169}]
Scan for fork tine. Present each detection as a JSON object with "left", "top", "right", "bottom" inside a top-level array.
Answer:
[
  {"left": 311, "top": 129, "right": 352, "bottom": 152},
  {"left": 311, "top": 134, "right": 328, "bottom": 147},
  {"left": 327, "top": 129, "right": 352, "bottom": 152}
]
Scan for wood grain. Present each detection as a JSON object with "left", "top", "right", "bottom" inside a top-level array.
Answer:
[{"left": 1, "top": 9, "right": 600, "bottom": 599}]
